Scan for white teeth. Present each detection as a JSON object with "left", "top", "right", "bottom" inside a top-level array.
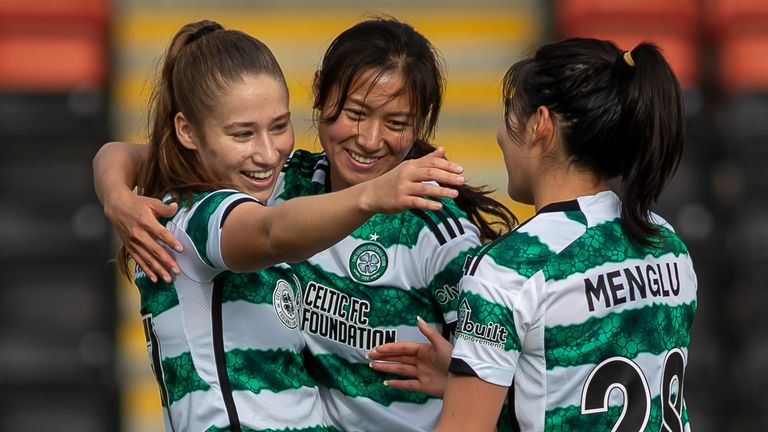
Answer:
[
  {"left": 348, "top": 151, "right": 379, "bottom": 164},
  {"left": 243, "top": 169, "right": 273, "bottom": 180}
]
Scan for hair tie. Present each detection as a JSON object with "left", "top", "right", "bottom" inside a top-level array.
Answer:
[
  {"left": 623, "top": 51, "right": 636, "bottom": 68},
  {"left": 187, "top": 24, "right": 220, "bottom": 45}
]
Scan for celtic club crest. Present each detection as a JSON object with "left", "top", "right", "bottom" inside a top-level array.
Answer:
[
  {"left": 273, "top": 279, "right": 299, "bottom": 328},
  {"left": 349, "top": 242, "right": 388, "bottom": 282}
]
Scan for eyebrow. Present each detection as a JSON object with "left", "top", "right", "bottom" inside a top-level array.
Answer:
[
  {"left": 346, "top": 96, "right": 411, "bottom": 117},
  {"left": 222, "top": 112, "right": 291, "bottom": 130}
]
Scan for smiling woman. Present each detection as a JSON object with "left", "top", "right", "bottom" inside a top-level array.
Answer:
[
  {"left": 174, "top": 74, "right": 293, "bottom": 201},
  {"left": 318, "top": 70, "right": 415, "bottom": 191},
  {"left": 98, "top": 19, "right": 466, "bottom": 431}
]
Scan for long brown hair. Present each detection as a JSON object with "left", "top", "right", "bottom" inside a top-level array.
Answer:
[
  {"left": 118, "top": 19, "right": 287, "bottom": 277},
  {"left": 313, "top": 18, "right": 517, "bottom": 241}
]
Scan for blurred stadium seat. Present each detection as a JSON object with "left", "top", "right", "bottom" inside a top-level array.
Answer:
[
  {"left": 555, "top": 0, "right": 701, "bottom": 88},
  {"left": 708, "top": 0, "right": 768, "bottom": 94},
  {"left": 0, "top": 0, "right": 117, "bottom": 430}
]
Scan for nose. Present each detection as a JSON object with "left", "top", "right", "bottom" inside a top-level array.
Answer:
[
  {"left": 251, "top": 132, "right": 280, "bottom": 166},
  {"left": 355, "top": 119, "right": 384, "bottom": 151}
]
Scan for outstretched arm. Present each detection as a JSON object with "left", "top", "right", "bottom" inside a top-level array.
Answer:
[
  {"left": 368, "top": 316, "right": 454, "bottom": 397},
  {"left": 93, "top": 141, "right": 181, "bottom": 283},
  {"left": 222, "top": 148, "right": 465, "bottom": 271}
]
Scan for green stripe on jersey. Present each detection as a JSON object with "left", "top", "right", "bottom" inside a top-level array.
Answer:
[
  {"left": 137, "top": 277, "right": 179, "bottom": 316},
  {"left": 306, "top": 353, "right": 438, "bottom": 406},
  {"left": 186, "top": 191, "right": 239, "bottom": 267},
  {"left": 545, "top": 302, "right": 696, "bottom": 369},
  {"left": 276, "top": 150, "right": 327, "bottom": 200},
  {"left": 226, "top": 348, "right": 315, "bottom": 394},
  {"left": 457, "top": 291, "right": 521, "bottom": 352},
  {"left": 484, "top": 231, "right": 556, "bottom": 279},
  {"left": 544, "top": 394, "right": 689, "bottom": 431},
  {"left": 162, "top": 352, "right": 211, "bottom": 403},
  {"left": 351, "top": 212, "right": 427, "bottom": 249},
  {"left": 484, "top": 221, "right": 688, "bottom": 282},
  {"left": 293, "top": 262, "right": 443, "bottom": 326},
  {"left": 564, "top": 209, "right": 588, "bottom": 226},
  {"left": 219, "top": 268, "right": 293, "bottom": 305},
  {"left": 429, "top": 247, "right": 478, "bottom": 311},
  {"left": 543, "top": 221, "right": 688, "bottom": 281}
]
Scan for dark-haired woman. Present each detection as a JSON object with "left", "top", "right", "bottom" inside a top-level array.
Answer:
[
  {"left": 371, "top": 38, "right": 697, "bottom": 431},
  {"left": 94, "top": 18, "right": 515, "bottom": 431},
  {"left": 113, "top": 19, "right": 466, "bottom": 431}
]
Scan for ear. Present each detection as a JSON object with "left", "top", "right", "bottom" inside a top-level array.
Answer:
[
  {"left": 312, "top": 70, "right": 321, "bottom": 101},
  {"left": 529, "top": 106, "right": 555, "bottom": 148},
  {"left": 174, "top": 112, "right": 198, "bottom": 150}
]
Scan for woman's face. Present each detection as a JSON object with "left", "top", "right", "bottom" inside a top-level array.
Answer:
[
  {"left": 196, "top": 74, "right": 293, "bottom": 202},
  {"left": 317, "top": 71, "right": 415, "bottom": 192}
]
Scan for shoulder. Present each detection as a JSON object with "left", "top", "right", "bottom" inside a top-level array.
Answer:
[
  {"left": 467, "top": 207, "right": 587, "bottom": 280},
  {"left": 401, "top": 197, "right": 479, "bottom": 247}
]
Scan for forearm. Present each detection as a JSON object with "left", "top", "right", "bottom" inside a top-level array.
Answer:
[
  {"left": 435, "top": 374, "right": 507, "bottom": 432},
  {"left": 224, "top": 182, "right": 375, "bottom": 271},
  {"left": 93, "top": 141, "right": 146, "bottom": 206}
]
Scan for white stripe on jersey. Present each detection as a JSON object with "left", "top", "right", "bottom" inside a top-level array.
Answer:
[
  {"left": 517, "top": 211, "right": 586, "bottom": 252},
  {"left": 147, "top": 308, "right": 186, "bottom": 358},
  {"left": 305, "top": 321, "right": 443, "bottom": 361},
  {"left": 221, "top": 301, "right": 303, "bottom": 352},
  {"left": 319, "top": 386, "right": 442, "bottom": 432},
  {"left": 306, "top": 229, "right": 477, "bottom": 290},
  {"left": 545, "top": 255, "right": 698, "bottom": 326},
  {"left": 168, "top": 386, "right": 325, "bottom": 431}
]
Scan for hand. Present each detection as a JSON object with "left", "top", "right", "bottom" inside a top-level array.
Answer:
[
  {"left": 360, "top": 147, "right": 464, "bottom": 213},
  {"left": 104, "top": 188, "right": 182, "bottom": 283},
  {"left": 368, "top": 316, "right": 454, "bottom": 397}
]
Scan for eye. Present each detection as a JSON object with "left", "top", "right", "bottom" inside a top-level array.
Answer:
[
  {"left": 271, "top": 122, "right": 289, "bottom": 134},
  {"left": 387, "top": 119, "right": 410, "bottom": 131},
  {"left": 344, "top": 108, "right": 365, "bottom": 120},
  {"left": 232, "top": 131, "right": 253, "bottom": 141}
]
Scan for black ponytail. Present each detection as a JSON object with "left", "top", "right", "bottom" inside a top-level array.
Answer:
[
  {"left": 619, "top": 43, "right": 685, "bottom": 245},
  {"left": 503, "top": 38, "right": 684, "bottom": 246}
]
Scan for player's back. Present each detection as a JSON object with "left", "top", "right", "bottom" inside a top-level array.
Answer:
[{"left": 454, "top": 191, "right": 697, "bottom": 431}]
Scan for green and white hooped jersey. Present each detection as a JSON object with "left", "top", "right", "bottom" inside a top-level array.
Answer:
[
  {"left": 450, "top": 191, "right": 697, "bottom": 432},
  {"left": 135, "top": 190, "right": 326, "bottom": 432},
  {"left": 270, "top": 151, "right": 482, "bottom": 432}
]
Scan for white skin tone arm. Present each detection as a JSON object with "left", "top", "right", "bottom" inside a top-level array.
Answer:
[
  {"left": 219, "top": 149, "right": 464, "bottom": 271},
  {"left": 435, "top": 375, "right": 508, "bottom": 432},
  {"left": 93, "top": 141, "right": 183, "bottom": 282},
  {"left": 94, "top": 143, "right": 465, "bottom": 277},
  {"left": 369, "top": 321, "right": 508, "bottom": 432}
]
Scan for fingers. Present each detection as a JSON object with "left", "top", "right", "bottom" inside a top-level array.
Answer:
[
  {"left": 153, "top": 204, "right": 184, "bottom": 253},
  {"left": 415, "top": 150, "right": 463, "bottom": 174},
  {"left": 154, "top": 201, "right": 178, "bottom": 218},
  {"left": 369, "top": 342, "right": 423, "bottom": 357},
  {"left": 382, "top": 379, "right": 426, "bottom": 392},
  {"left": 125, "top": 229, "right": 179, "bottom": 283},
  {"left": 417, "top": 316, "right": 449, "bottom": 348},
  {"left": 370, "top": 360, "right": 420, "bottom": 378},
  {"left": 127, "top": 245, "right": 159, "bottom": 284}
]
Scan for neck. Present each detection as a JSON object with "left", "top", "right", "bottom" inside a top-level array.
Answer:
[{"left": 532, "top": 165, "right": 610, "bottom": 211}]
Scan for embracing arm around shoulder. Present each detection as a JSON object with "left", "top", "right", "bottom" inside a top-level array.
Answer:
[
  {"left": 93, "top": 141, "right": 182, "bottom": 282},
  {"left": 435, "top": 374, "right": 508, "bottom": 432},
  {"left": 221, "top": 150, "right": 465, "bottom": 272}
]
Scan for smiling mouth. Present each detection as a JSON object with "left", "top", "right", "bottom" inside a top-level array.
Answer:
[
  {"left": 242, "top": 169, "right": 275, "bottom": 181},
  {"left": 346, "top": 150, "right": 380, "bottom": 165}
]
